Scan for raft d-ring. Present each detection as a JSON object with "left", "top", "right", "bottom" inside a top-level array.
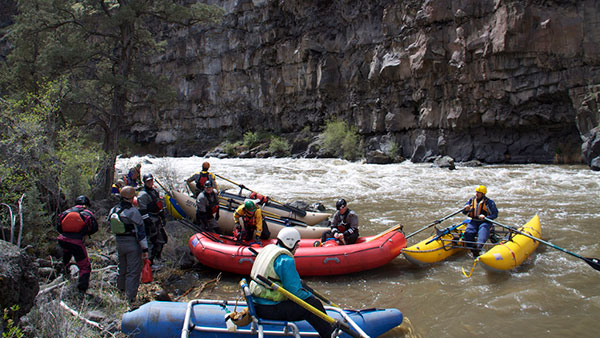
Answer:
[{"left": 323, "top": 257, "right": 340, "bottom": 264}]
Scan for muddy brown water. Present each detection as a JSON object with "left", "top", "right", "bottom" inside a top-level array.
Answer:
[{"left": 119, "top": 157, "right": 600, "bottom": 337}]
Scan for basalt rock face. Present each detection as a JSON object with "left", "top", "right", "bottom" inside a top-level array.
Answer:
[
  {"left": 0, "top": 241, "right": 39, "bottom": 326},
  {"left": 0, "top": 0, "right": 590, "bottom": 164}
]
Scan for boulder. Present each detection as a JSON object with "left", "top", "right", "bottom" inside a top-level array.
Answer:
[
  {"left": 581, "top": 127, "right": 600, "bottom": 167},
  {"left": 433, "top": 156, "right": 456, "bottom": 170},
  {"left": 0, "top": 240, "right": 39, "bottom": 324},
  {"left": 365, "top": 150, "right": 393, "bottom": 164}
]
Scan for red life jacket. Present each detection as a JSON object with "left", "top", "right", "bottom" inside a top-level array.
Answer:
[
  {"left": 195, "top": 171, "right": 210, "bottom": 191},
  {"left": 60, "top": 207, "right": 88, "bottom": 233}
]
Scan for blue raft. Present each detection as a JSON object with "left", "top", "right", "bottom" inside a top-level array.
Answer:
[{"left": 122, "top": 300, "right": 403, "bottom": 338}]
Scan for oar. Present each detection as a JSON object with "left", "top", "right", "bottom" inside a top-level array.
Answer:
[
  {"left": 255, "top": 275, "right": 364, "bottom": 338},
  {"left": 405, "top": 208, "right": 464, "bottom": 240},
  {"left": 485, "top": 217, "right": 600, "bottom": 271},
  {"left": 246, "top": 247, "right": 341, "bottom": 308},
  {"left": 215, "top": 174, "right": 307, "bottom": 217},
  {"left": 218, "top": 197, "right": 309, "bottom": 227},
  {"left": 425, "top": 220, "right": 469, "bottom": 244},
  {"left": 300, "top": 281, "right": 341, "bottom": 309}
]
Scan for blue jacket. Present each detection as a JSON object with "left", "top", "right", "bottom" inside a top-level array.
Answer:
[{"left": 253, "top": 254, "right": 312, "bottom": 305}]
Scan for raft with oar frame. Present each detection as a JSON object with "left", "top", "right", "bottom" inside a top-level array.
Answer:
[
  {"left": 188, "top": 229, "right": 406, "bottom": 276},
  {"left": 166, "top": 190, "right": 329, "bottom": 239},
  {"left": 122, "top": 300, "right": 403, "bottom": 338},
  {"left": 402, "top": 215, "right": 542, "bottom": 271}
]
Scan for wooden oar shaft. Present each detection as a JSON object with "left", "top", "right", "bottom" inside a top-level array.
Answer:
[
  {"left": 406, "top": 208, "right": 464, "bottom": 239},
  {"left": 215, "top": 174, "right": 307, "bottom": 216},
  {"left": 255, "top": 275, "right": 362, "bottom": 338}
]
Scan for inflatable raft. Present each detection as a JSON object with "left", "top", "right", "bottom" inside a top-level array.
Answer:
[
  {"left": 122, "top": 300, "right": 403, "bottom": 338},
  {"left": 401, "top": 220, "right": 468, "bottom": 265},
  {"left": 477, "top": 214, "right": 541, "bottom": 271},
  {"left": 189, "top": 230, "right": 406, "bottom": 276},
  {"left": 402, "top": 215, "right": 541, "bottom": 271},
  {"left": 219, "top": 190, "right": 331, "bottom": 225},
  {"left": 166, "top": 191, "right": 329, "bottom": 239}
]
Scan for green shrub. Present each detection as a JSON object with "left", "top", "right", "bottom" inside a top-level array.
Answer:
[
  {"left": 322, "top": 120, "right": 360, "bottom": 160},
  {"left": 243, "top": 131, "right": 261, "bottom": 149},
  {"left": 223, "top": 142, "right": 237, "bottom": 156},
  {"left": 268, "top": 137, "right": 291, "bottom": 157}
]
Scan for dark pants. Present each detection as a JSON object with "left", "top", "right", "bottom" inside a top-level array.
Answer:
[
  {"left": 57, "top": 236, "right": 91, "bottom": 292},
  {"left": 463, "top": 220, "right": 492, "bottom": 253},
  {"left": 321, "top": 230, "right": 359, "bottom": 245},
  {"left": 145, "top": 217, "right": 168, "bottom": 263},
  {"left": 242, "top": 223, "right": 271, "bottom": 242},
  {"left": 254, "top": 296, "right": 334, "bottom": 338}
]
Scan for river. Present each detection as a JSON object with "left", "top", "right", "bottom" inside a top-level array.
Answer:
[{"left": 117, "top": 157, "right": 600, "bottom": 338}]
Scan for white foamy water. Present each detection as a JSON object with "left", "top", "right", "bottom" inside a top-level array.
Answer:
[{"left": 117, "top": 156, "right": 600, "bottom": 337}]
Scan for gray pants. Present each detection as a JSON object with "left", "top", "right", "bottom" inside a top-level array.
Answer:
[{"left": 116, "top": 236, "right": 143, "bottom": 303}]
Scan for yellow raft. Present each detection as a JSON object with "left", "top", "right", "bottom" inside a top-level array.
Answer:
[
  {"left": 477, "top": 214, "right": 541, "bottom": 271},
  {"left": 402, "top": 215, "right": 542, "bottom": 272},
  {"left": 401, "top": 222, "right": 467, "bottom": 265}
]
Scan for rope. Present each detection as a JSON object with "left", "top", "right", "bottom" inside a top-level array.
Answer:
[{"left": 462, "top": 258, "right": 479, "bottom": 278}]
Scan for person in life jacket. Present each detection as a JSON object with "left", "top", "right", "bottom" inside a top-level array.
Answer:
[
  {"left": 185, "top": 161, "right": 218, "bottom": 198},
  {"left": 319, "top": 198, "right": 359, "bottom": 245},
  {"left": 195, "top": 181, "right": 221, "bottom": 234},
  {"left": 108, "top": 186, "right": 149, "bottom": 305},
  {"left": 111, "top": 179, "right": 124, "bottom": 197},
  {"left": 233, "top": 200, "right": 271, "bottom": 242},
  {"left": 124, "top": 163, "right": 142, "bottom": 188},
  {"left": 249, "top": 228, "right": 334, "bottom": 338},
  {"left": 56, "top": 195, "right": 99, "bottom": 293},
  {"left": 462, "top": 185, "right": 498, "bottom": 257},
  {"left": 137, "top": 173, "right": 168, "bottom": 266}
]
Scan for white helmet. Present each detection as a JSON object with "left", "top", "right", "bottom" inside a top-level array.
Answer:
[{"left": 277, "top": 228, "right": 301, "bottom": 251}]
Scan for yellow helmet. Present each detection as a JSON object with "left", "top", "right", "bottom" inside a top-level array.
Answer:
[{"left": 475, "top": 185, "right": 487, "bottom": 195}]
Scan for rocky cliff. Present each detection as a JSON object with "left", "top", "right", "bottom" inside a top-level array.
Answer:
[{"left": 4, "top": 0, "right": 600, "bottom": 164}]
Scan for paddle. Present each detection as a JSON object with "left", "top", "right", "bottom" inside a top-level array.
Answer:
[
  {"left": 405, "top": 208, "right": 464, "bottom": 240},
  {"left": 218, "top": 197, "right": 310, "bottom": 227},
  {"left": 485, "top": 217, "right": 600, "bottom": 272},
  {"left": 425, "top": 220, "right": 469, "bottom": 244},
  {"left": 255, "top": 274, "right": 364, "bottom": 338},
  {"left": 215, "top": 174, "right": 307, "bottom": 217}
]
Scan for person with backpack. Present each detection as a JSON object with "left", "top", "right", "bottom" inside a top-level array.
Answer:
[
  {"left": 137, "top": 173, "right": 168, "bottom": 267},
  {"left": 195, "top": 181, "right": 221, "bottom": 234},
  {"left": 185, "top": 161, "right": 218, "bottom": 197},
  {"left": 109, "top": 186, "right": 148, "bottom": 306},
  {"left": 56, "top": 195, "right": 99, "bottom": 294}
]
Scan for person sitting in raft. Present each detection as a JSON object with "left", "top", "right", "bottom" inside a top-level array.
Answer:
[
  {"left": 111, "top": 179, "right": 124, "bottom": 197},
  {"left": 249, "top": 228, "right": 334, "bottom": 338},
  {"left": 320, "top": 198, "right": 359, "bottom": 245},
  {"left": 185, "top": 161, "right": 218, "bottom": 197},
  {"left": 233, "top": 200, "right": 270, "bottom": 242},
  {"left": 195, "top": 181, "right": 221, "bottom": 234},
  {"left": 462, "top": 185, "right": 498, "bottom": 257},
  {"left": 124, "top": 163, "right": 142, "bottom": 188}
]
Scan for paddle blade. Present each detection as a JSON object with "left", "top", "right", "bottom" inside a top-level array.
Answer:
[{"left": 584, "top": 257, "right": 600, "bottom": 271}]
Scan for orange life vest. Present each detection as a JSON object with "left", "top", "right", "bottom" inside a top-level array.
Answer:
[{"left": 467, "top": 197, "right": 490, "bottom": 219}]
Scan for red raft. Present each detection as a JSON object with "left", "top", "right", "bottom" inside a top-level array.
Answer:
[{"left": 188, "top": 230, "right": 406, "bottom": 276}]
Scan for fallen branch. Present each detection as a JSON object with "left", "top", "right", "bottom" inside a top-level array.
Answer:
[
  {"left": 189, "top": 272, "right": 222, "bottom": 299},
  {"left": 59, "top": 300, "right": 104, "bottom": 331}
]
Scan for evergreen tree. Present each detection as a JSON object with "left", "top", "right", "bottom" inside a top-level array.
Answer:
[{"left": 1, "top": 0, "right": 224, "bottom": 197}]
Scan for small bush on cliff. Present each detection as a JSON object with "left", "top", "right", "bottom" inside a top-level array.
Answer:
[
  {"left": 321, "top": 120, "right": 360, "bottom": 161},
  {"left": 243, "top": 132, "right": 261, "bottom": 149},
  {"left": 268, "top": 137, "right": 291, "bottom": 157}
]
